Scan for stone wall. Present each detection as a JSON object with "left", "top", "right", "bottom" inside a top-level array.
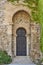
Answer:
[
  {"left": 0, "top": 0, "right": 7, "bottom": 50},
  {"left": 0, "top": 0, "right": 5, "bottom": 24},
  {"left": 30, "top": 22, "right": 40, "bottom": 61},
  {"left": 0, "top": 0, "right": 12, "bottom": 56},
  {"left": 0, "top": 0, "right": 41, "bottom": 60}
]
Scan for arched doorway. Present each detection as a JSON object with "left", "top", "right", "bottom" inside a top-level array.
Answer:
[
  {"left": 16, "top": 28, "right": 26, "bottom": 56},
  {"left": 12, "top": 11, "right": 31, "bottom": 56}
]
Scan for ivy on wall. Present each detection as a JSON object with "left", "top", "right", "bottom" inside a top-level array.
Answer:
[
  {"left": 23, "top": 0, "right": 39, "bottom": 21},
  {"left": 7, "top": 0, "right": 39, "bottom": 21},
  {"left": 7, "top": 0, "right": 19, "bottom": 2},
  {"left": 38, "top": 0, "right": 43, "bottom": 52},
  {"left": 7, "top": 0, "right": 43, "bottom": 53}
]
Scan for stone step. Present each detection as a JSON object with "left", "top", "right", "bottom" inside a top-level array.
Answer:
[
  {"left": 11, "top": 56, "right": 35, "bottom": 64},
  {"left": 7, "top": 64, "right": 36, "bottom": 65}
]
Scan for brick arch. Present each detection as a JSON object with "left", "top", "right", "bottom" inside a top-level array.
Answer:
[
  {"left": 12, "top": 10, "right": 31, "bottom": 23},
  {"left": 11, "top": 5, "right": 31, "bottom": 24},
  {"left": 12, "top": 10, "right": 31, "bottom": 34}
]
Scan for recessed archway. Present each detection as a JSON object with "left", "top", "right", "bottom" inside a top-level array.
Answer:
[
  {"left": 16, "top": 28, "right": 26, "bottom": 56},
  {"left": 12, "top": 10, "right": 31, "bottom": 56}
]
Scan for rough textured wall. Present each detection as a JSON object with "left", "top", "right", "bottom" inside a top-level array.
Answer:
[
  {"left": 30, "top": 22, "right": 40, "bottom": 61},
  {"left": 0, "top": 0, "right": 8, "bottom": 51},
  {"left": 0, "top": 0, "right": 6, "bottom": 24}
]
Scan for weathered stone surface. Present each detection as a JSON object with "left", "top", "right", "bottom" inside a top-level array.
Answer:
[
  {"left": 0, "top": 0, "right": 40, "bottom": 61},
  {"left": 30, "top": 22, "right": 40, "bottom": 61},
  {"left": 0, "top": 0, "right": 7, "bottom": 25}
]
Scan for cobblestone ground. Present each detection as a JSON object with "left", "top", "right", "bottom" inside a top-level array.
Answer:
[{"left": 11, "top": 56, "right": 35, "bottom": 64}]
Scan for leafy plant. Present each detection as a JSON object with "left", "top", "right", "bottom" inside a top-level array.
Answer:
[
  {"left": 38, "top": 0, "right": 43, "bottom": 53},
  {"left": 0, "top": 50, "right": 12, "bottom": 64},
  {"left": 7, "top": 0, "right": 19, "bottom": 3},
  {"left": 23, "top": 0, "right": 39, "bottom": 21}
]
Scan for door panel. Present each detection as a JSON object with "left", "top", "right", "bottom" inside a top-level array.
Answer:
[{"left": 16, "top": 28, "right": 26, "bottom": 56}]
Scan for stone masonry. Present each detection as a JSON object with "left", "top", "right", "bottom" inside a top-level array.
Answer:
[{"left": 0, "top": 0, "right": 40, "bottom": 61}]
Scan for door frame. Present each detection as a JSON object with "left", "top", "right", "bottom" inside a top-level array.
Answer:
[
  {"left": 16, "top": 28, "right": 27, "bottom": 56},
  {"left": 12, "top": 28, "right": 30, "bottom": 56},
  {"left": 12, "top": 10, "right": 31, "bottom": 57}
]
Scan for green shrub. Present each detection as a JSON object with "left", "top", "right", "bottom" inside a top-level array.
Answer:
[
  {"left": 38, "top": 0, "right": 43, "bottom": 53},
  {"left": 41, "top": 58, "right": 43, "bottom": 62},
  {"left": 0, "top": 50, "right": 12, "bottom": 64}
]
